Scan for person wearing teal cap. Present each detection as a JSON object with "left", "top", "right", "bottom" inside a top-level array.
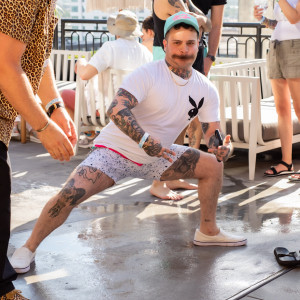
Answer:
[{"left": 10, "top": 14, "right": 246, "bottom": 276}]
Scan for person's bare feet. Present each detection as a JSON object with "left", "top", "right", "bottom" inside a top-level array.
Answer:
[
  {"left": 149, "top": 180, "right": 197, "bottom": 201},
  {"left": 150, "top": 181, "right": 183, "bottom": 200}
]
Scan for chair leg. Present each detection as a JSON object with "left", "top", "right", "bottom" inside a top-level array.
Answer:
[
  {"left": 248, "top": 150, "right": 257, "bottom": 180},
  {"left": 20, "top": 117, "right": 27, "bottom": 144}
]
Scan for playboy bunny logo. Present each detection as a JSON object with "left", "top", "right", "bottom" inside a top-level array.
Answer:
[{"left": 188, "top": 96, "right": 204, "bottom": 120}]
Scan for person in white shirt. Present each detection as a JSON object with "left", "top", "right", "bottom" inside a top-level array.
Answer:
[
  {"left": 254, "top": 0, "right": 300, "bottom": 180},
  {"left": 61, "top": 10, "right": 152, "bottom": 147},
  {"left": 62, "top": 10, "right": 152, "bottom": 120},
  {"left": 10, "top": 12, "right": 247, "bottom": 275}
]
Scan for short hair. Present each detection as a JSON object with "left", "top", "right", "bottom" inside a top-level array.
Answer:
[
  {"left": 165, "top": 22, "right": 199, "bottom": 39},
  {"left": 142, "top": 15, "right": 154, "bottom": 31}
]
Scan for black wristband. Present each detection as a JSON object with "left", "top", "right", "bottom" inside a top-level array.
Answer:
[{"left": 47, "top": 102, "right": 65, "bottom": 117}]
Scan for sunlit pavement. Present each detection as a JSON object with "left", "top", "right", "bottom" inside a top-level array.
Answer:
[{"left": 8, "top": 140, "right": 300, "bottom": 300}]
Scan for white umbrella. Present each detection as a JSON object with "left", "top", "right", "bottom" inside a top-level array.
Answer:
[{"left": 86, "top": 0, "right": 152, "bottom": 13}]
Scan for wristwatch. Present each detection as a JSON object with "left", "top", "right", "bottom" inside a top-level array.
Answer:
[{"left": 206, "top": 54, "right": 216, "bottom": 62}]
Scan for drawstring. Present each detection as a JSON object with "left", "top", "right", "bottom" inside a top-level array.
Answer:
[{"left": 273, "top": 39, "right": 281, "bottom": 49}]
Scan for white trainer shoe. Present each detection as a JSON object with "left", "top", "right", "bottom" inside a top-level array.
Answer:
[
  {"left": 193, "top": 228, "right": 247, "bottom": 247},
  {"left": 10, "top": 246, "right": 36, "bottom": 273}
]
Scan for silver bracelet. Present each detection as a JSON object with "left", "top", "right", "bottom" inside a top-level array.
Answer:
[
  {"left": 45, "top": 98, "right": 63, "bottom": 112},
  {"left": 36, "top": 120, "right": 50, "bottom": 132},
  {"left": 139, "top": 132, "right": 150, "bottom": 148}
]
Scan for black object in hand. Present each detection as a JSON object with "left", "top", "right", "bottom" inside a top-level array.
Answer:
[{"left": 215, "top": 129, "right": 223, "bottom": 146}]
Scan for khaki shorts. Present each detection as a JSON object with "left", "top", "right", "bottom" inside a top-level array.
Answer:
[{"left": 267, "top": 39, "right": 300, "bottom": 79}]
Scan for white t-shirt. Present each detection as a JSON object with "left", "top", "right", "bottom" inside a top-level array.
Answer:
[
  {"left": 88, "top": 38, "right": 153, "bottom": 72},
  {"left": 86, "top": 38, "right": 153, "bottom": 110},
  {"left": 94, "top": 60, "right": 220, "bottom": 164},
  {"left": 272, "top": 0, "right": 300, "bottom": 41}
]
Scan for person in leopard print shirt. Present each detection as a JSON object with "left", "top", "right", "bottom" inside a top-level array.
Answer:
[{"left": 0, "top": 1, "right": 77, "bottom": 299}]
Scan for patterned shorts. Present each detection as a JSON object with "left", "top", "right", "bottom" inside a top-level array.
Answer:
[{"left": 79, "top": 144, "right": 188, "bottom": 183}]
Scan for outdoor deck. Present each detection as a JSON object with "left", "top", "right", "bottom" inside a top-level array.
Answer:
[{"left": 9, "top": 140, "right": 300, "bottom": 300}]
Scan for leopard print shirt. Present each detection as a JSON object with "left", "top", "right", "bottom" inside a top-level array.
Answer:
[{"left": 0, "top": 0, "right": 57, "bottom": 148}]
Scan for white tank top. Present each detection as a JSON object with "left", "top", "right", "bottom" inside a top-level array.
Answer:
[{"left": 271, "top": 0, "right": 300, "bottom": 41}]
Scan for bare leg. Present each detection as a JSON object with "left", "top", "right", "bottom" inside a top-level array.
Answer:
[
  {"left": 24, "top": 166, "right": 114, "bottom": 252},
  {"left": 150, "top": 125, "right": 198, "bottom": 200},
  {"left": 265, "top": 79, "right": 293, "bottom": 174},
  {"left": 161, "top": 148, "right": 222, "bottom": 235}
]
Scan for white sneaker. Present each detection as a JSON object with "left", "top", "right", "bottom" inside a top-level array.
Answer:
[
  {"left": 10, "top": 246, "right": 36, "bottom": 273},
  {"left": 193, "top": 228, "right": 247, "bottom": 247}
]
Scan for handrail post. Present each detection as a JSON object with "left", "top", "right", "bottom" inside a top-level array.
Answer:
[
  {"left": 255, "top": 25, "right": 262, "bottom": 59},
  {"left": 61, "top": 20, "right": 66, "bottom": 50}
]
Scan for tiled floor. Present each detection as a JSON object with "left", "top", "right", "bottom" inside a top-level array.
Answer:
[{"left": 8, "top": 141, "right": 300, "bottom": 300}]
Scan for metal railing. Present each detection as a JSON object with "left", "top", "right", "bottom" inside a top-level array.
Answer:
[{"left": 53, "top": 19, "right": 271, "bottom": 59}]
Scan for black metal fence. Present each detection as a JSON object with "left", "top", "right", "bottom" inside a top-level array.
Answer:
[{"left": 53, "top": 19, "right": 271, "bottom": 59}]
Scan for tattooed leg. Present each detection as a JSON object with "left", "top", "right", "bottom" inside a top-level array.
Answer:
[
  {"left": 23, "top": 166, "right": 114, "bottom": 252},
  {"left": 161, "top": 148, "right": 223, "bottom": 236}
]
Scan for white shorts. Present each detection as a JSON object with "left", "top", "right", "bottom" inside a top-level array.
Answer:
[{"left": 79, "top": 144, "right": 188, "bottom": 183}]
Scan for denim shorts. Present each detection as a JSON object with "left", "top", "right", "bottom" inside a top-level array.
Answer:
[
  {"left": 267, "top": 39, "right": 300, "bottom": 79},
  {"left": 79, "top": 144, "right": 188, "bottom": 183}
]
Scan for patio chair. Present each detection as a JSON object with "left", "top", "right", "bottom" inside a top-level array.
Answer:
[
  {"left": 74, "top": 68, "right": 133, "bottom": 154},
  {"left": 210, "top": 74, "right": 300, "bottom": 180}
]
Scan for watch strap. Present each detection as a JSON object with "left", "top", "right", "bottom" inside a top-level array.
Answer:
[
  {"left": 47, "top": 102, "right": 65, "bottom": 117},
  {"left": 206, "top": 54, "right": 216, "bottom": 62}
]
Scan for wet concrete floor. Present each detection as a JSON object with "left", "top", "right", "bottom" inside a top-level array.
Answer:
[{"left": 8, "top": 140, "right": 300, "bottom": 300}]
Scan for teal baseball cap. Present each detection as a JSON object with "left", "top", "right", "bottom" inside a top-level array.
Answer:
[{"left": 164, "top": 11, "right": 199, "bottom": 37}]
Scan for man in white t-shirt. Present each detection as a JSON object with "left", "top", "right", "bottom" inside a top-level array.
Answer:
[
  {"left": 10, "top": 12, "right": 247, "bottom": 274},
  {"left": 62, "top": 10, "right": 152, "bottom": 120}
]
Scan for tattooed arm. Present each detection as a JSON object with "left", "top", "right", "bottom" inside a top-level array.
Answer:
[
  {"left": 154, "top": 0, "right": 188, "bottom": 19},
  {"left": 107, "top": 88, "right": 176, "bottom": 162},
  {"left": 254, "top": 5, "right": 278, "bottom": 29},
  {"left": 201, "top": 121, "right": 233, "bottom": 162},
  {"left": 184, "top": 0, "right": 212, "bottom": 32}
]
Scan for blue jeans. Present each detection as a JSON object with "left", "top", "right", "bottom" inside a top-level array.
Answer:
[{"left": 0, "top": 141, "right": 17, "bottom": 296}]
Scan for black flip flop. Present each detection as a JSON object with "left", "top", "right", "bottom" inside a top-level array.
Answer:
[
  {"left": 264, "top": 160, "right": 294, "bottom": 177},
  {"left": 274, "top": 247, "right": 300, "bottom": 267}
]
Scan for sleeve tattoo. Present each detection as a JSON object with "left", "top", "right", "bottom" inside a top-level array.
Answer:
[{"left": 107, "top": 88, "right": 145, "bottom": 143}]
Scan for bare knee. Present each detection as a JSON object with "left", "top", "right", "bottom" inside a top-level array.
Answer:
[{"left": 196, "top": 153, "right": 223, "bottom": 180}]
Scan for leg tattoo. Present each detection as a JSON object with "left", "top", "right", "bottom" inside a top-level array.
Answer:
[
  {"left": 48, "top": 178, "right": 86, "bottom": 218},
  {"left": 161, "top": 148, "right": 200, "bottom": 180}
]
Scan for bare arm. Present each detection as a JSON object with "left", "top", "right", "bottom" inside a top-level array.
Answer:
[
  {"left": 201, "top": 121, "right": 232, "bottom": 162},
  {"left": 204, "top": 5, "right": 225, "bottom": 75},
  {"left": 154, "top": 0, "right": 211, "bottom": 32},
  {"left": 38, "top": 61, "right": 77, "bottom": 146},
  {"left": 154, "top": 0, "right": 188, "bottom": 19},
  {"left": 107, "top": 88, "right": 175, "bottom": 161},
  {"left": 278, "top": 0, "right": 300, "bottom": 24},
  {"left": 253, "top": 5, "right": 278, "bottom": 29},
  {"left": 75, "top": 58, "right": 98, "bottom": 81},
  {"left": 0, "top": 32, "right": 74, "bottom": 161}
]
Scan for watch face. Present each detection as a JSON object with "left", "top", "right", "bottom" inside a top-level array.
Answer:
[{"left": 207, "top": 54, "right": 215, "bottom": 62}]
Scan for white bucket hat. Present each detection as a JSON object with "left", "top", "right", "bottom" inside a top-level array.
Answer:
[{"left": 107, "top": 10, "right": 142, "bottom": 38}]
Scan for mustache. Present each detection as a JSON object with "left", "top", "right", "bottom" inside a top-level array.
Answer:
[{"left": 172, "top": 54, "right": 195, "bottom": 60}]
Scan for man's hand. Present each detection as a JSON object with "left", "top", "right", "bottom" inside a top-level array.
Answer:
[
  {"left": 143, "top": 136, "right": 176, "bottom": 163},
  {"left": 254, "top": 5, "right": 264, "bottom": 21},
  {"left": 50, "top": 107, "right": 77, "bottom": 147},
  {"left": 208, "top": 134, "right": 232, "bottom": 162},
  {"left": 36, "top": 120, "right": 75, "bottom": 161}
]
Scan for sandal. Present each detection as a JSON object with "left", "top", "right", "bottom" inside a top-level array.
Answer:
[
  {"left": 264, "top": 160, "right": 294, "bottom": 177},
  {"left": 288, "top": 172, "right": 300, "bottom": 182},
  {"left": 274, "top": 247, "right": 300, "bottom": 267}
]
